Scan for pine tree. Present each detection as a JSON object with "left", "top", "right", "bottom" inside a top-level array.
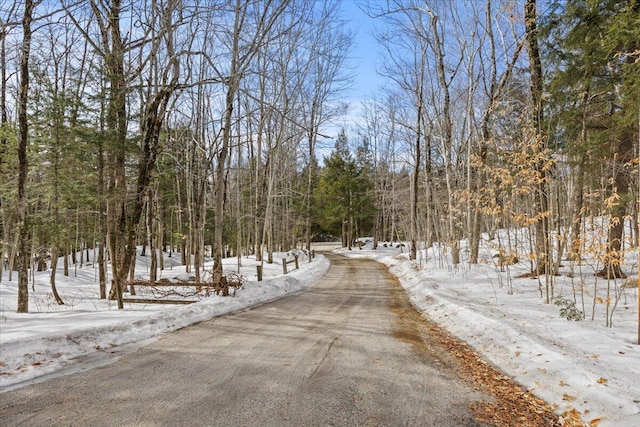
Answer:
[
  {"left": 316, "top": 129, "right": 374, "bottom": 248},
  {"left": 545, "top": 0, "right": 640, "bottom": 278}
]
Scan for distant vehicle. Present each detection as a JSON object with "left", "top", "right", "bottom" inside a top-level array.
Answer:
[{"left": 354, "top": 237, "right": 373, "bottom": 247}]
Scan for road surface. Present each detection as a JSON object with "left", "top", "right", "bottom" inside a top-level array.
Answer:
[{"left": 0, "top": 252, "right": 490, "bottom": 426}]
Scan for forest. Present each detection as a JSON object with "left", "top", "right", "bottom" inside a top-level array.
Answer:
[{"left": 0, "top": 0, "right": 639, "bottom": 313}]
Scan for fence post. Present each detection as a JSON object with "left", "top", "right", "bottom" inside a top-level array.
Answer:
[
  {"left": 257, "top": 265, "right": 263, "bottom": 281},
  {"left": 294, "top": 255, "right": 299, "bottom": 270},
  {"left": 282, "top": 258, "right": 287, "bottom": 274}
]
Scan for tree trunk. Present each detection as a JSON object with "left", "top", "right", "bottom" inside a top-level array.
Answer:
[
  {"left": 426, "top": 11, "right": 458, "bottom": 265},
  {"left": 410, "top": 86, "right": 422, "bottom": 261},
  {"left": 98, "top": 134, "right": 107, "bottom": 299},
  {"left": 49, "top": 245, "right": 64, "bottom": 305},
  {"left": 525, "top": 0, "right": 551, "bottom": 286},
  {"left": 16, "top": 0, "right": 35, "bottom": 313},
  {"left": 1, "top": 18, "right": 11, "bottom": 284},
  {"left": 147, "top": 193, "right": 157, "bottom": 283},
  {"left": 569, "top": 156, "right": 585, "bottom": 262},
  {"left": 50, "top": 130, "right": 64, "bottom": 304},
  {"left": 599, "top": 142, "right": 634, "bottom": 279},
  {"left": 305, "top": 111, "right": 318, "bottom": 252},
  {"left": 63, "top": 231, "right": 69, "bottom": 277},
  {"left": 213, "top": 82, "right": 235, "bottom": 282},
  {"left": 214, "top": 0, "right": 244, "bottom": 283},
  {"left": 156, "top": 190, "right": 165, "bottom": 271},
  {"left": 100, "top": 0, "right": 127, "bottom": 309},
  {"left": 0, "top": 21, "right": 7, "bottom": 169}
]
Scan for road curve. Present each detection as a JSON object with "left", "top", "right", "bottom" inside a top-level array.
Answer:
[{"left": 0, "top": 253, "right": 489, "bottom": 426}]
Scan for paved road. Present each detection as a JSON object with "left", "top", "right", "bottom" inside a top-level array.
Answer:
[{"left": 0, "top": 253, "right": 489, "bottom": 426}]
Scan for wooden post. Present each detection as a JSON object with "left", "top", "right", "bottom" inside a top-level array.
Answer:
[
  {"left": 282, "top": 258, "right": 287, "bottom": 274},
  {"left": 294, "top": 255, "right": 299, "bottom": 270},
  {"left": 257, "top": 265, "right": 263, "bottom": 281}
]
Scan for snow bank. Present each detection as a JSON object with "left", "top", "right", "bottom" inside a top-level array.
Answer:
[
  {"left": 337, "top": 245, "right": 640, "bottom": 427},
  {"left": 0, "top": 254, "right": 329, "bottom": 390}
]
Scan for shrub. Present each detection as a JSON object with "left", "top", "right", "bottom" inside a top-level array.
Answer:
[{"left": 553, "top": 296, "right": 584, "bottom": 321}]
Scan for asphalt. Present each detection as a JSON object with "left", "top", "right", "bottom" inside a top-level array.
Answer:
[{"left": 0, "top": 252, "right": 490, "bottom": 426}]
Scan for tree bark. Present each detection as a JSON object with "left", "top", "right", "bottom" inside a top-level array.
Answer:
[
  {"left": 410, "top": 50, "right": 424, "bottom": 261},
  {"left": 98, "top": 120, "right": 107, "bottom": 299},
  {"left": 0, "top": 18, "right": 8, "bottom": 170},
  {"left": 213, "top": 80, "right": 236, "bottom": 283},
  {"left": 428, "top": 11, "right": 458, "bottom": 265},
  {"left": 569, "top": 158, "right": 585, "bottom": 263},
  {"left": 16, "top": 0, "right": 35, "bottom": 313},
  {"left": 525, "top": 0, "right": 551, "bottom": 286},
  {"left": 213, "top": 0, "right": 291, "bottom": 281},
  {"left": 91, "top": 0, "right": 127, "bottom": 309}
]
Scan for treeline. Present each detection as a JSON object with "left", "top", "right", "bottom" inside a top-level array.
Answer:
[
  {"left": 2, "top": 0, "right": 639, "bottom": 313},
  {"left": 346, "top": 0, "right": 639, "bottom": 308},
  {"left": 1, "top": 0, "right": 353, "bottom": 312}
]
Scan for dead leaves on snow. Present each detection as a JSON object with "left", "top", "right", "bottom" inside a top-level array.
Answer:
[
  {"left": 422, "top": 319, "right": 602, "bottom": 427},
  {"left": 385, "top": 271, "right": 604, "bottom": 427},
  {"left": 558, "top": 407, "right": 604, "bottom": 427},
  {"left": 418, "top": 319, "right": 560, "bottom": 425},
  {"left": 389, "top": 272, "right": 561, "bottom": 426}
]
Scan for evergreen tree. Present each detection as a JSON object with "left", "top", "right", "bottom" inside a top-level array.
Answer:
[
  {"left": 315, "top": 129, "right": 374, "bottom": 248},
  {"left": 545, "top": 0, "right": 640, "bottom": 278}
]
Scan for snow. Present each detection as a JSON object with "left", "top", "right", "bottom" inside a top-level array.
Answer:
[
  {"left": 0, "top": 249, "right": 329, "bottom": 391},
  {"left": 336, "top": 239, "right": 640, "bottom": 427},
  {"left": 1, "top": 239, "right": 639, "bottom": 426}
]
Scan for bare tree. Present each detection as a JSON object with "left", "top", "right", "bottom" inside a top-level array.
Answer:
[
  {"left": 525, "top": 0, "right": 552, "bottom": 293},
  {"left": 373, "top": 1, "right": 465, "bottom": 262},
  {"left": 468, "top": 0, "right": 525, "bottom": 264},
  {"left": 359, "top": 96, "right": 402, "bottom": 248},
  {"left": 121, "top": 0, "right": 182, "bottom": 289},
  {"left": 68, "top": 0, "right": 129, "bottom": 307},
  {"left": 298, "top": 0, "right": 352, "bottom": 251},
  {"left": 64, "top": 0, "right": 185, "bottom": 306},
  {"left": 210, "top": 0, "right": 294, "bottom": 283},
  {"left": 373, "top": 2, "right": 429, "bottom": 260}
]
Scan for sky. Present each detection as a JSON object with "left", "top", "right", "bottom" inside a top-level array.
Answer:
[
  {"left": 1, "top": 237, "right": 639, "bottom": 426},
  {"left": 321, "top": 0, "right": 385, "bottom": 138},
  {"left": 341, "top": 1, "right": 384, "bottom": 100}
]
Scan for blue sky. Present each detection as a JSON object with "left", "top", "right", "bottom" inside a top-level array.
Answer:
[
  {"left": 340, "top": 0, "right": 385, "bottom": 100},
  {"left": 317, "top": 0, "right": 385, "bottom": 140}
]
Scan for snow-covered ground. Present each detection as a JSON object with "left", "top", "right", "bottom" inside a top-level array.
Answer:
[
  {"left": 339, "top": 238, "right": 640, "bottom": 427},
  {"left": 1, "top": 239, "right": 639, "bottom": 426},
  {"left": 0, "top": 249, "right": 329, "bottom": 391}
]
